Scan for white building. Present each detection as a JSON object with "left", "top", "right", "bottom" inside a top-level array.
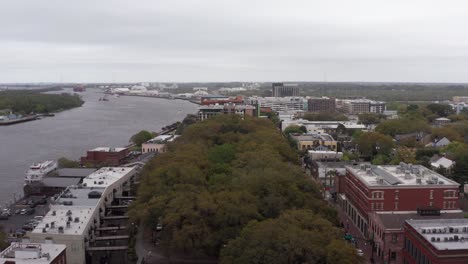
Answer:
[
  {"left": 29, "top": 167, "right": 137, "bottom": 264},
  {"left": 251, "top": 97, "right": 307, "bottom": 112},
  {"left": 142, "top": 135, "right": 179, "bottom": 154},
  {"left": 0, "top": 242, "right": 67, "bottom": 264},
  {"left": 281, "top": 119, "right": 366, "bottom": 133}
]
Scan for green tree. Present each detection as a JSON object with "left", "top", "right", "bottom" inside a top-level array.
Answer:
[
  {"left": 303, "top": 112, "right": 348, "bottom": 121},
  {"left": 283, "top": 125, "right": 306, "bottom": 135},
  {"left": 426, "top": 103, "right": 455, "bottom": 117},
  {"left": 356, "top": 132, "right": 394, "bottom": 158},
  {"left": 358, "top": 112, "right": 384, "bottom": 126},
  {"left": 220, "top": 210, "right": 360, "bottom": 264},
  {"left": 57, "top": 157, "right": 80, "bottom": 168},
  {"left": 129, "top": 130, "right": 153, "bottom": 146},
  {"left": 0, "top": 227, "right": 7, "bottom": 251}
]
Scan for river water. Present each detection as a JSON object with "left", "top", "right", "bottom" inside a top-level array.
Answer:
[{"left": 0, "top": 89, "right": 198, "bottom": 204}]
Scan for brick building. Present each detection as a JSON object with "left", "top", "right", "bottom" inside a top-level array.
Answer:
[
  {"left": 80, "top": 147, "right": 129, "bottom": 167},
  {"left": 308, "top": 97, "right": 336, "bottom": 112},
  {"left": 336, "top": 163, "right": 460, "bottom": 237},
  {"left": 335, "top": 163, "right": 460, "bottom": 263},
  {"left": 403, "top": 219, "right": 468, "bottom": 264},
  {"left": 200, "top": 95, "right": 244, "bottom": 105}
]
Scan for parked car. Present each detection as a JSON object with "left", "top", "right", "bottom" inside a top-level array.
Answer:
[
  {"left": 15, "top": 209, "right": 21, "bottom": 215},
  {"left": 1, "top": 208, "right": 11, "bottom": 216},
  {"left": 19, "top": 209, "right": 27, "bottom": 215},
  {"left": 37, "top": 198, "right": 47, "bottom": 205},
  {"left": 34, "top": 216, "right": 44, "bottom": 221},
  {"left": 0, "top": 213, "right": 9, "bottom": 220},
  {"left": 26, "top": 208, "right": 35, "bottom": 215},
  {"left": 22, "top": 224, "right": 34, "bottom": 231}
]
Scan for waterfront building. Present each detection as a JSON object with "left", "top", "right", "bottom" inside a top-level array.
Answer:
[
  {"left": 197, "top": 104, "right": 256, "bottom": 121},
  {"left": 307, "top": 97, "right": 336, "bottom": 112},
  {"left": 0, "top": 242, "right": 67, "bottom": 264},
  {"left": 80, "top": 147, "right": 129, "bottom": 167},
  {"left": 142, "top": 135, "right": 179, "bottom": 154},
  {"left": 29, "top": 167, "right": 137, "bottom": 264},
  {"left": 200, "top": 95, "right": 243, "bottom": 105},
  {"left": 272, "top": 83, "right": 299, "bottom": 97},
  {"left": 403, "top": 218, "right": 468, "bottom": 264},
  {"left": 281, "top": 119, "right": 366, "bottom": 134}
]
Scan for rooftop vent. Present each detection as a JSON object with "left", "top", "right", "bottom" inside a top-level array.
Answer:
[
  {"left": 66, "top": 221, "right": 71, "bottom": 228},
  {"left": 416, "top": 178, "right": 422, "bottom": 184},
  {"left": 377, "top": 177, "right": 384, "bottom": 185},
  {"left": 42, "top": 228, "right": 47, "bottom": 233},
  {"left": 63, "top": 201, "right": 73, "bottom": 206},
  {"left": 52, "top": 211, "right": 56, "bottom": 216},
  {"left": 404, "top": 171, "right": 412, "bottom": 180},
  {"left": 66, "top": 210, "right": 72, "bottom": 216},
  {"left": 366, "top": 168, "right": 372, "bottom": 175},
  {"left": 50, "top": 222, "right": 55, "bottom": 229},
  {"left": 58, "top": 226, "right": 64, "bottom": 234},
  {"left": 88, "top": 191, "right": 102, "bottom": 199},
  {"left": 74, "top": 217, "right": 79, "bottom": 223}
]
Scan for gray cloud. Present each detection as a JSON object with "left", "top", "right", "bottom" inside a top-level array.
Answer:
[{"left": 1, "top": 0, "right": 468, "bottom": 82}]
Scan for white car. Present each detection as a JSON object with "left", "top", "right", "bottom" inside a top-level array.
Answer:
[{"left": 19, "top": 209, "right": 27, "bottom": 215}]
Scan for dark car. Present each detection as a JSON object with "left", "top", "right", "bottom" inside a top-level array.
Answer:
[
  {"left": 22, "top": 224, "right": 34, "bottom": 231},
  {"left": 26, "top": 208, "right": 35, "bottom": 215},
  {"left": 37, "top": 198, "right": 47, "bottom": 205},
  {"left": 0, "top": 213, "right": 9, "bottom": 220}
]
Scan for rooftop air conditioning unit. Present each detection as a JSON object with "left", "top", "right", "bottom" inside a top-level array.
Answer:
[
  {"left": 431, "top": 237, "right": 435, "bottom": 242},
  {"left": 58, "top": 226, "right": 64, "bottom": 234},
  {"left": 436, "top": 237, "right": 440, "bottom": 242}
]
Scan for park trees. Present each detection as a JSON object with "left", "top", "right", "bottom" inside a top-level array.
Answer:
[
  {"left": 356, "top": 132, "right": 394, "bottom": 158},
  {"left": 130, "top": 115, "right": 356, "bottom": 262}
]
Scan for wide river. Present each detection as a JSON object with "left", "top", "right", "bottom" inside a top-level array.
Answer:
[{"left": 0, "top": 89, "right": 198, "bottom": 204}]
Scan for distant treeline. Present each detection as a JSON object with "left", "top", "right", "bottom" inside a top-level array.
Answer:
[
  {"left": 167, "top": 82, "right": 468, "bottom": 101},
  {"left": 0, "top": 89, "right": 84, "bottom": 114}
]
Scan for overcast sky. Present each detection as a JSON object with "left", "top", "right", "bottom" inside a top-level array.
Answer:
[{"left": 1, "top": 0, "right": 468, "bottom": 83}]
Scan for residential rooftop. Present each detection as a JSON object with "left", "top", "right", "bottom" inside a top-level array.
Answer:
[
  {"left": 407, "top": 219, "right": 468, "bottom": 251},
  {"left": 346, "top": 163, "right": 459, "bottom": 187},
  {"left": 375, "top": 211, "right": 464, "bottom": 230},
  {"left": 0, "top": 242, "right": 66, "bottom": 264}
]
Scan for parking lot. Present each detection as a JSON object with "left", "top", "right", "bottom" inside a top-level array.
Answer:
[{"left": 0, "top": 196, "right": 51, "bottom": 241}]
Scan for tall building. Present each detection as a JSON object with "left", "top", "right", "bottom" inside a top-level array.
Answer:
[
  {"left": 254, "top": 97, "right": 306, "bottom": 112},
  {"left": 80, "top": 147, "right": 129, "bottom": 167},
  {"left": 340, "top": 99, "right": 386, "bottom": 114},
  {"left": 272, "top": 83, "right": 299, "bottom": 97},
  {"left": 29, "top": 167, "right": 137, "bottom": 264},
  {"left": 308, "top": 97, "right": 336, "bottom": 112}
]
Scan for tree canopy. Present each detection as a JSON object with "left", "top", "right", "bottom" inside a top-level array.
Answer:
[
  {"left": 302, "top": 112, "right": 348, "bottom": 122},
  {"left": 130, "top": 115, "right": 357, "bottom": 261},
  {"left": 129, "top": 130, "right": 153, "bottom": 146},
  {"left": 0, "top": 89, "right": 83, "bottom": 114}
]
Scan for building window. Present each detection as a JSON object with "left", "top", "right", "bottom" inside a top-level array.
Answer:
[
  {"left": 430, "top": 190, "right": 434, "bottom": 200},
  {"left": 443, "top": 201, "right": 447, "bottom": 209},
  {"left": 392, "top": 234, "right": 397, "bottom": 243},
  {"left": 371, "top": 191, "right": 384, "bottom": 200},
  {"left": 394, "top": 202, "right": 398, "bottom": 210},
  {"left": 429, "top": 201, "right": 433, "bottom": 207},
  {"left": 444, "top": 190, "right": 456, "bottom": 198},
  {"left": 371, "top": 203, "right": 375, "bottom": 210},
  {"left": 395, "top": 190, "right": 399, "bottom": 200}
]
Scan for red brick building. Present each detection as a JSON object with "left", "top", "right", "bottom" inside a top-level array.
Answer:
[
  {"left": 308, "top": 97, "right": 336, "bottom": 112},
  {"left": 200, "top": 95, "right": 244, "bottom": 105},
  {"left": 403, "top": 219, "right": 468, "bottom": 264},
  {"left": 80, "top": 147, "right": 129, "bottom": 167},
  {"left": 368, "top": 211, "right": 464, "bottom": 264},
  {"left": 337, "top": 164, "right": 460, "bottom": 236},
  {"left": 335, "top": 163, "right": 460, "bottom": 263}
]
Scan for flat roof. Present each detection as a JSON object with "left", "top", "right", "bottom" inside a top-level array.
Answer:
[
  {"left": 82, "top": 167, "right": 135, "bottom": 188},
  {"left": 407, "top": 219, "right": 468, "bottom": 250},
  {"left": 42, "top": 177, "right": 81, "bottom": 188},
  {"left": 57, "top": 168, "right": 96, "bottom": 178},
  {"left": 89, "top": 147, "right": 127, "bottom": 152},
  {"left": 346, "top": 163, "right": 459, "bottom": 187},
  {"left": 0, "top": 242, "right": 66, "bottom": 264},
  {"left": 376, "top": 211, "right": 464, "bottom": 230},
  {"left": 32, "top": 186, "right": 105, "bottom": 236}
]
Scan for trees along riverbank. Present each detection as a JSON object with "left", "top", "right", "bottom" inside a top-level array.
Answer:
[
  {"left": 129, "top": 115, "right": 360, "bottom": 263},
  {"left": 0, "top": 89, "right": 83, "bottom": 114}
]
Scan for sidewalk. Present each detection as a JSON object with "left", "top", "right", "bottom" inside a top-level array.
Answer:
[{"left": 331, "top": 200, "right": 377, "bottom": 264}]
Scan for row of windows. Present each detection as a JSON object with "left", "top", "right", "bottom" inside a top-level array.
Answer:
[
  {"left": 443, "top": 201, "right": 457, "bottom": 209},
  {"left": 370, "top": 189, "right": 456, "bottom": 201},
  {"left": 404, "top": 237, "right": 432, "bottom": 264}
]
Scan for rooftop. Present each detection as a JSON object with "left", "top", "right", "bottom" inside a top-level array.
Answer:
[
  {"left": 89, "top": 147, "right": 127, "bottom": 152},
  {"left": 291, "top": 133, "right": 335, "bottom": 142},
  {"left": 407, "top": 219, "right": 468, "bottom": 251},
  {"left": 0, "top": 242, "right": 66, "bottom": 264},
  {"left": 56, "top": 168, "right": 97, "bottom": 178},
  {"left": 375, "top": 211, "right": 464, "bottom": 230},
  {"left": 346, "top": 163, "right": 459, "bottom": 187},
  {"left": 82, "top": 167, "right": 135, "bottom": 188},
  {"left": 145, "top": 135, "right": 179, "bottom": 144},
  {"left": 32, "top": 205, "right": 96, "bottom": 236}
]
